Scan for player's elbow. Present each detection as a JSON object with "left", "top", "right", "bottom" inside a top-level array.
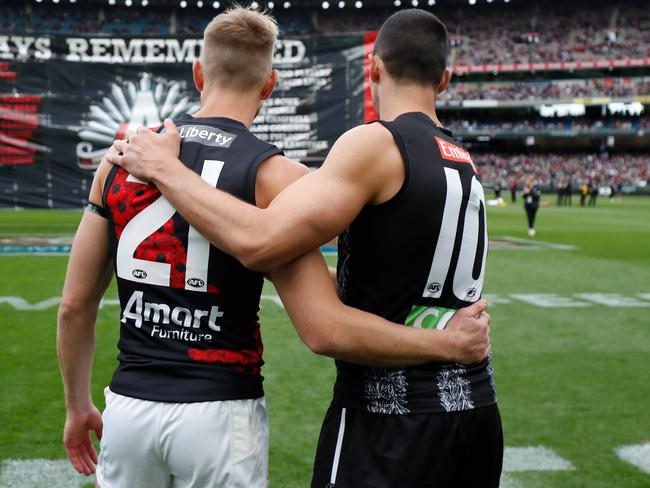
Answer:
[
  {"left": 301, "top": 331, "right": 337, "bottom": 357},
  {"left": 238, "top": 238, "right": 285, "bottom": 272},
  {"left": 297, "top": 313, "right": 342, "bottom": 357},
  {"left": 57, "top": 297, "right": 96, "bottom": 327},
  {"left": 234, "top": 214, "right": 297, "bottom": 271},
  {"left": 238, "top": 244, "right": 274, "bottom": 272}
]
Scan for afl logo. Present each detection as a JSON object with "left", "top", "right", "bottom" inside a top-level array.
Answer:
[
  {"left": 187, "top": 278, "right": 205, "bottom": 288},
  {"left": 132, "top": 269, "right": 147, "bottom": 279},
  {"left": 427, "top": 282, "right": 442, "bottom": 294}
]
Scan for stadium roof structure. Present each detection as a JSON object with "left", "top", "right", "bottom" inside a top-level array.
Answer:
[{"left": 27, "top": 0, "right": 526, "bottom": 8}]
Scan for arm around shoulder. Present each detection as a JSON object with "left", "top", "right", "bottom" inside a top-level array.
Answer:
[
  {"left": 270, "top": 250, "right": 491, "bottom": 366},
  {"left": 240, "top": 125, "right": 398, "bottom": 270}
]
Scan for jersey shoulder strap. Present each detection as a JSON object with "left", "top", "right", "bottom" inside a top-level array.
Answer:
[
  {"left": 102, "top": 164, "right": 120, "bottom": 209},
  {"left": 243, "top": 143, "right": 284, "bottom": 204},
  {"left": 370, "top": 119, "right": 411, "bottom": 208}
]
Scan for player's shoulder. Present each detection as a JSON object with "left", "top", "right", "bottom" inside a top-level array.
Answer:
[
  {"left": 255, "top": 154, "right": 310, "bottom": 208},
  {"left": 259, "top": 154, "right": 310, "bottom": 179},
  {"left": 338, "top": 122, "right": 395, "bottom": 149},
  {"left": 325, "top": 122, "right": 397, "bottom": 173}
]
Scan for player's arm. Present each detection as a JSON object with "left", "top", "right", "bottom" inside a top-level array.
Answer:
[
  {"left": 255, "top": 146, "right": 489, "bottom": 366},
  {"left": 108, "top": 120, "right": 397, "bottom": 271},
  {"left": 57, "top": 160, "right": 113, "bottom": 476},
  {"left": 270, "top": 251, "right": 491, "bottom": 366}
]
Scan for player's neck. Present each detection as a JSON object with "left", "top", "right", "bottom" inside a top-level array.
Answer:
[
  {"left": 378, "top": 83, "right": 443, "bottom": 127},
  {"left": 193, "top": 89, "right": 260, "bottom": 128}
]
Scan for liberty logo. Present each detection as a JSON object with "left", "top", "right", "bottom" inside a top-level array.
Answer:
[
  {"left": 76, "top": 73, "right": 199, "bottom": 169},
  {"left": 177, "top": 125, "right": 236, "bottom": 148}
]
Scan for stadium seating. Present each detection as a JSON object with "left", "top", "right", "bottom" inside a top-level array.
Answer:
[
  {"left": 2, "top": 0, "right": 648, "bottom": 192},
  {"left": 476, "top": 153, "right": 649, "bottom": 189},
  {"left": 440, "top": 78, "right": 650, "bottom": 102},
  {"left": 4, "top": 0, "right": 648, "bottom": 63}
]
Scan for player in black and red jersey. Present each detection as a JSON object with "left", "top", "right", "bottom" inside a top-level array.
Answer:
[
  {"left": 58, "top": 7, "right": 491, "bottom": 488},
  {"left": 110, "top": 9, "right": 502, "bottom": 488}
]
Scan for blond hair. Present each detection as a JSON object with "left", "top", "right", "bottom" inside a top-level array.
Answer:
[{"left": 201, "top": 7, "right": 278, "bottom": 91}]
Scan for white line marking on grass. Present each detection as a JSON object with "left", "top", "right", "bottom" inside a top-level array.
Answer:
[
  {"left": 503, "top": 446, "right": 575, "bottom": 472},
  {"left": 0, "top": 459, "right": 94, "bottom": 488},
  {"left": 615, "top": 443, "right": 650, "bottom": 474},
  {"left": 0, "top": 296, "right": 61, "bottom": 310},
  {"left": 510, "top": 294, "right": 591, "bottom": 308},
  {"left": 0, "top": 446, "right": 578, "bottom": 488},
  {"left": 575, "top": 293, "right": 650, "bottom": 308},
  {"left": 0, "top": 295, "right": 286, "bottom": 311},
  {"left": 5, "top": 293, "right": 650, "bottom": 312},
  {"left": 492, "top": 236, "right": 576, "bottom": 251},
  {"left": 483, "top": 294, "right": 513, "bottom": 305},
  {"left": 499, "top": 473, "right": 524, "bottom": 488},
  {"left": 261, "top": 295, "right": 285, "bottom": 309}
]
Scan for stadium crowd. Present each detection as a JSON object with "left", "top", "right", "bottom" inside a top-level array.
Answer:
[
  {"left": 1, "top": 0, "right": 646, "bottom": 66},
  {"left": 446, "top": 117, "right": 650, "bottom": 133},
  {"left": 476, "top": 152, "right": 650, "bottom": 191},
  {"left": 447, "top": 1, "right": 650, "bottom": 65},
  {"left": 440, "top": 77, "right": 650, "bottom": 102},
  {"left": 2, "top": 0, "right": 647, "bottom": 197}
]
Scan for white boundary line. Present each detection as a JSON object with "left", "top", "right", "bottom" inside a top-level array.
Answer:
[
  {"left": 615, "top": 443, "right": 650, "bottom": 475},
  {"left": 4, "top": 293, "right": 650, "bottom": 311},
  {"left": 0, "top": 459, "right": 94, "bottom": 488}
]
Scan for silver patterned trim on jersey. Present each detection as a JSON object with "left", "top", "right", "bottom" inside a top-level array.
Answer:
[
  {"left": 363, "top": 367, "right": 410, "bottom": 415},
  {"left": 486, "top": 352, "right": 497, "bottom": 402},
  {"left": 436, "top": 366, "right": 475, "bottom": 412}
]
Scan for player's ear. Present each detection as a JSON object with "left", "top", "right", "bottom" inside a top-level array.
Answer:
[
  {"left": 436, "top": 67, "right": 452, "bottom": 95},
  {"left": 192, "top": 59, "right": 204, "bottom": 93},
  {"left": 369, "top": 53, "right": 381, "bottom": 84},
  {"left": 260, "top": 69, "right": 278, "bottom": 100}
]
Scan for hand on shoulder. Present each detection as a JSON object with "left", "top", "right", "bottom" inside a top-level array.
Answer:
[{"left": 106, "top": 118, "right": 182, "bottom": 182}]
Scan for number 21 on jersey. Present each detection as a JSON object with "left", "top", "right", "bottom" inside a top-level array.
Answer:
[{"left": 115, "top": 160, "right": 224, "bottom": 293}]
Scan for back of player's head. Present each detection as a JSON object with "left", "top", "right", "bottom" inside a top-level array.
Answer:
[
  {"left": 373, "top": 9, "right": 448, "bottom": 88},
  {"left": 201, "top": 6, "right": 278, "bottom": 91}
]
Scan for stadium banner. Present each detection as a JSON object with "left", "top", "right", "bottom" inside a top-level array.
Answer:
[{"left": 0, "top": 33, "right": 367, "bottom": 208}]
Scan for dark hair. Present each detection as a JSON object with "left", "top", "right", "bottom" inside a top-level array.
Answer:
[{"left": 373, "top": 9, "right": 448, "bottom": 88}]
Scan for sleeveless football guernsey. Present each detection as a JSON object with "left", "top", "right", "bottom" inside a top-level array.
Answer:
[
  {"left": 333, "top": 112, "right": 496, "bottom": 414},
  {"left": 103, "top": 114, "right": 282, "bottom": 403}
]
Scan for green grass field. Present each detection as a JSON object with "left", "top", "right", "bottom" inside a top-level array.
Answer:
[{"left": 0, "top": 196, "right": 649, "bottom": 487}]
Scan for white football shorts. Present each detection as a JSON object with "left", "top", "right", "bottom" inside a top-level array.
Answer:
[{"left": 96, "top": 387, "right": 268, "bottom": 488}]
